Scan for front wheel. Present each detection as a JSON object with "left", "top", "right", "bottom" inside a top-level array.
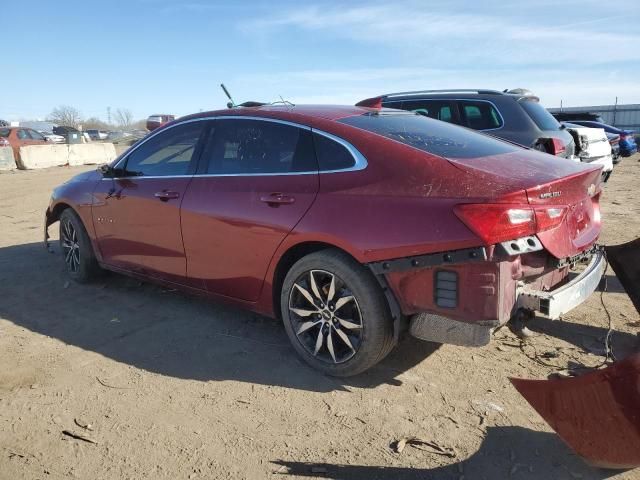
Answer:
[
  {"left": 281, "top": 250, "right": 394, "bottom": 376},
  {"left": 59, "top": 209, "right": 101, "bottom": 282}
]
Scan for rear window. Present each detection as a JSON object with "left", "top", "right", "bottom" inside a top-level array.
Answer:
[
  {"left": 520, "top": 100, "right": 561, "bottom": 131},
  {"left": 339, "top": 113, "right": 518, "bottom": 159},
  {"left": 0, "top": 128, "right": 9, "bottom": 138}
]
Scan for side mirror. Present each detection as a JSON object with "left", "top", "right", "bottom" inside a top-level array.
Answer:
[{"left": 99, "top": 164, "right": 114, "bottom": 177}]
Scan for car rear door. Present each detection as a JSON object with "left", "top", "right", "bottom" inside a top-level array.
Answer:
[
  {"left": 92, "top": 121, "right": 206, "bottom": 283},
  {"left": 180, "top": 117, "right": 319, "bottom": 301}
]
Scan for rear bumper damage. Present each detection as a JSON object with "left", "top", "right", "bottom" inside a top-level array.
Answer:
[
  {"left": 370, "top": 244, "right": 604, "bottom": 347},
  {"left": 516, "top": 248, "right": 606, "bottom": 320}
]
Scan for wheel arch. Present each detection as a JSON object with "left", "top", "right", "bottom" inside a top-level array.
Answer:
[
  {"left": 271, "top": 241, "right": 356, "bottom": 320},
  {"left": 270, "top": 240, "right": 403, "bottom": 343}
]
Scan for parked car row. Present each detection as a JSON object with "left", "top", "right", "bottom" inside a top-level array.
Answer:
[{"left": 46, "top": 93, "right": 608, "bottom": 376}]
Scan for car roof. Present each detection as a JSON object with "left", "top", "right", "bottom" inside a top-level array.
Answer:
[
  {"left": 181, "top": 104, "right": 374, "bottom": 124},
  {"left": 373, "top": 89, "right": 539, "bottom": 103}
]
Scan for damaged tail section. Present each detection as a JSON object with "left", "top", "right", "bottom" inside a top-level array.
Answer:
[{"left": 511, "top": 238, "right": 640, "bottom": 470}]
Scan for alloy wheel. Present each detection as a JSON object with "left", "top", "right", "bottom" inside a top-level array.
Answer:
[
  {"left": 61, "top": 219, "right": 80, "bottom": 273},
  {"left": 288, "top": 269, "right": 363, "bottom": 364}
]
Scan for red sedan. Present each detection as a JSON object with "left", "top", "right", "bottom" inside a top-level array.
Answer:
[
  {"left": 0, "top": 126, "right": 49, "bottom": 160},
  {"left": 45, "top": 105, "right": 605, "bottom": 376}
]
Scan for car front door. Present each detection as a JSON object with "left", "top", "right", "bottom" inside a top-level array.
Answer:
[
  {"left": 92, "top": 121, "right": 205, "bottom": 283},
  {"left": 180, "top": 118, "right": 319, "bottom": 301},
  {"left": 27, "top": 129, "right": 48, "bottom": 145}
]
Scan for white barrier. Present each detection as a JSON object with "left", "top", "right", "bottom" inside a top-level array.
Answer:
[
  {"left": 16, "top": 143, "right": 117, "bottom": 170},
  {"left": 0, "top": 147, "right": 16, "bottom": 171},
  {"left": 16, "top": 144, "right": 68, "bottom": 170},
  {"left": 68, "top": 143, "right": 117, "bottom": 166}
]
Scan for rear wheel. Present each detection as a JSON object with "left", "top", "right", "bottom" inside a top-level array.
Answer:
[
  {"left": 59, "top": 209, "right": 101, "bottom": 283},
  {"left": 281, "top": 250, "right": 394, "bottom": 376}
]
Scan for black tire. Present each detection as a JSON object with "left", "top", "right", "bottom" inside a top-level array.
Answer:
[
  {"left": 59, "top": 208, "right": 101, "bottom": 283},
  {"left": 281, "top": 249, "right": 394, "bottom": 376}
]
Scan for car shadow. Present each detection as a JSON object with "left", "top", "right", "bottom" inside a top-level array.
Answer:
[
  {"left": 529, "top": 314, "right": 639, "bottom": 360},
  {"left": 602, "top": 273, "right": 630, "bottom": 295},
  {"left": 0, "top": 242, "right": 440, "bottom": 392},
  {"left": 272, "top": 426, "right": 624, "bottom": 480}
]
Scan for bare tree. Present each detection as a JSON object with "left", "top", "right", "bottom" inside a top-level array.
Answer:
[
  {"left": 83, "top": 117, "right": 111, "bottom": 130},
  {"left": 114, "top": 108, "right": 133, "bottom": 129},
  {"left": 47, "top": 105, "right": 82, "bottom": 128}
]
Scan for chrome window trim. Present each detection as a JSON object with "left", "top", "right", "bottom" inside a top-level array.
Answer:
[
  {"left": 312, "top": 129, "right": 368, "bottom": 173},
  {"left": 104, "top": 115, "right": 367, "bottom": 180},
  {"left": 382, "top": 98, "right": 505, "bottom": 132}
]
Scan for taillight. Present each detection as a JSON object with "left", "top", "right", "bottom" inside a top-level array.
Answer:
[
  {"left": 549, "top": 138, "right": 566, "bottom": 156},
  {"left": 454, "top": 204, "right": 567, "bottom": 245},
  {"left": 619, "top": 133, "right": 627, "bottom": 141}
]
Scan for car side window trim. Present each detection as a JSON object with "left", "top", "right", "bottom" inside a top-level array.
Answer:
[
  {"left": 383, "top": 98, "right": 505, "bottom": 132},
  {"left": 109, "top": 119, "right": 208, "bottom": 179},
  {"left": 105, "top": 116, "right": 367, "bottom": 180}
]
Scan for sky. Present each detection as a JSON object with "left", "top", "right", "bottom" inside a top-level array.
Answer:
[{"left": 3, "top": 0, "right": 639, "bottom": 122}]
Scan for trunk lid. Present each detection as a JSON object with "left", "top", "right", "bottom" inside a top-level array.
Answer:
[{"left": 447, "top": 149, "right": 602, "bottom": 259}]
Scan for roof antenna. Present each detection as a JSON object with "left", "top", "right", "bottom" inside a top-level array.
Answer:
[{"left": 220, "top": 83, "right": 235, "bottom": 109}]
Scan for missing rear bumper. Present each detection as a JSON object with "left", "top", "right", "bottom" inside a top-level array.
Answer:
[{"left": 517, "top": 248, "right": 605, "bottom": 319}]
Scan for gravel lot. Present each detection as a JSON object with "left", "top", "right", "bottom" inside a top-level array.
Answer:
[{"left": 0, "top": 156, "right": 638, "bottom": 479}]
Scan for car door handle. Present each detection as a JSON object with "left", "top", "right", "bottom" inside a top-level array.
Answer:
[
  {"left": 154, "top": 190, "right": 180, "bottom": 201},
  {"left": 259, "top": 193, "right": 296, "bottom": 206}
]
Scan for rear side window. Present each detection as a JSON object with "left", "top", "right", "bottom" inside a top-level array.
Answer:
[
  {"left": 399, "top": 100, "right": 455, "bottom": 124},
  {"left": 340, "top": 113, "right": 518, "bottom": 159},
  {"left": 313, "top": 133, "right": 356, "bottom": 171},
  {"left": 17, "top": 129, "right": 29, "bottom": 140},
  {"left": 459, "top": 101, "right": 502, "bottom": 130},
  {"left": 520, "top": 100, "right": 561, "bottom": 131},
  {"left": 124, "top": 121, "right": 203, "bottom": 176},
  {"left": 0, "top": 128, "right": 9, "bottom": 137},
  {"left": 203, "top": 119, "right": 317, "bottom": 174}
]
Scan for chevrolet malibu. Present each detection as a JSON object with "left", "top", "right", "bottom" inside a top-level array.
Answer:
[{"left": 45, "top": 105, "right": 605, "bottom": 376}]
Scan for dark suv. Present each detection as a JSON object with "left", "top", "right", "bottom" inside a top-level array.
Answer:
[{"left": 357, "top": 89, "right": 575, "bottom": 159}]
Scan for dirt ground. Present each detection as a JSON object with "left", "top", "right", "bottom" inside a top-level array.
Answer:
[{"left": 0, "top": 155, "right": 639, "bottom": 480}]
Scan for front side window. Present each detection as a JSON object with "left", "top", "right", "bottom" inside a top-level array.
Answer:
[
  {"left": 459, "top": 101, "right": 503, "bottom": 130},
  {"left": 17, "top": 129, "right": 29, "bottom": 140},
  {"left": 340, "top": 112, "right": 518, "bottom": 159},
  {"left": 28, "top": 129, "right": 46, "bottom": 141},
  {"left": 203, "top": 119, "right": 317, "bottom": 174},
  {"left": 124, "top": 121, "right": 203, "bottom": 176}
]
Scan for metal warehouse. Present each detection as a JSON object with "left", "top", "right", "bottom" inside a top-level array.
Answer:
[{"left": 548, "top": 103, "right": 640, "bottom": 131}]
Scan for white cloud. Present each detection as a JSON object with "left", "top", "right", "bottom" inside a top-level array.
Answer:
[{"left": 241, "top": 2, "right": 640, "bottom": 65}]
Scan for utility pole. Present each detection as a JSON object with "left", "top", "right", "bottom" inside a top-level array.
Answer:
[
  {"left": 612, "top": 97, "right": 618, "bottom": 126},
  {"left": 107, "top": 106, "right": 111, "bottom": 125},
  {"left": 560, "top": 99, "right": 563, "bottom": 112}
]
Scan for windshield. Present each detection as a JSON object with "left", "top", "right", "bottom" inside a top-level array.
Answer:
[
  {"left": 520, "top": 100, "right": 561, "bottom": 131},
  {"left": 339, "top": 113, "right": 518, "bottom": 159}
]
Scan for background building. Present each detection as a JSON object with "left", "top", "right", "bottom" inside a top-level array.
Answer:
[{"left": 548, "top": 103, "right": 640, "bottom": 131}]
